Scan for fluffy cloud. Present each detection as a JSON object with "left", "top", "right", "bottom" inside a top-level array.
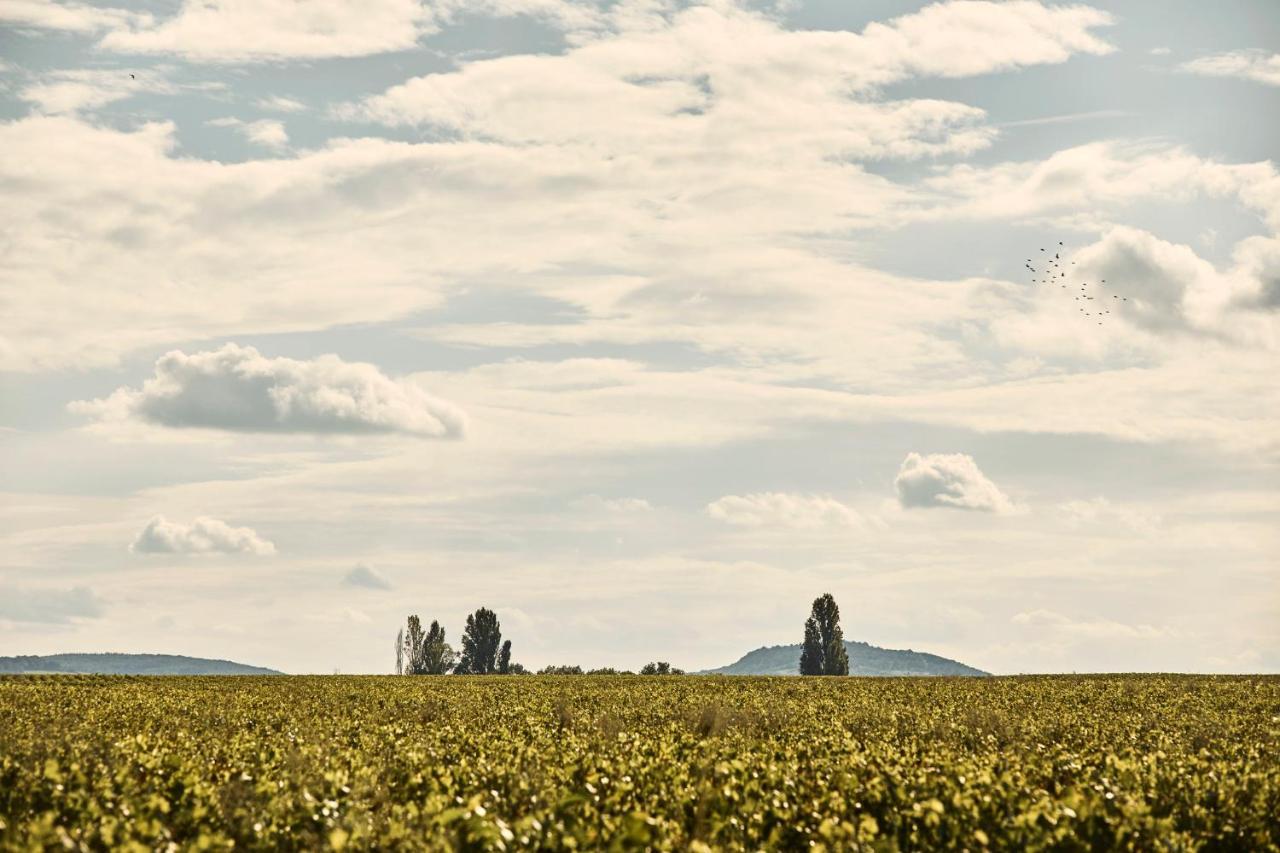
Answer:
[
  {"left": 707, "top": 492, "right": 862, "bottom": 528},
  {"left": 895, "top": 452, "right": 1013, "bottom": 513},
  {"left": 0, "top": 0, "right": 148, "bottom": 33},
  {"left": 342, "top": 564, "right": 392, "bottom": 589},
  {"left": 1071, "top": 226, "right": 1224, "bottom": 333},
  {"left": 207, "top": 117, "right": 289, "bottom": 150},
  {"left": 1181, "top": 50, "right": 1280, "bottom": 87},
  {"left": 131, "top": 515, "right": 276, "bottom": 555},
  {"left": 73, "top": 344, "right": 466, "bottom": 437},
  {"left": 0, "top": 585, "right": 103, "bottom": 623}
]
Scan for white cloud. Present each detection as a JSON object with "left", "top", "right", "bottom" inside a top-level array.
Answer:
[
  {"left": 1181, "top": 50, "right": 1280, "bottom": 87},
  {"left": 98, "top": 0, "right": 440, "bottom": 63},
  {"left": 0, "top": 0, "right": 148, "bottom": 33},
  {"left": 131, "top": 515, "right": 276, "bottom": 555},
  {"left": 0, "top": 585, "right": 103, "bottom": 623},
  {"left": 895, "top": 452, "right": 1013, "bottom": 513},
  {"left": 208, "top": 117, "right": 289, "bottom": 150},
  {"left": 1012, "top": 608, "right": 1174, "bottom": 640},
  {"left": 348, "top": 0, "right": 1111, "bottom": 162},
  {"left": 91, "top": 0, "right": 604, "bottom": 63},
  {"left": 342, "top": 564, "right": 392, "bottom": 589},
  {"left": 72, "top": 344, "right": 466, "bottom": 438},
  {"left": 707, "top": 492, "right": 862, "bottom": 528}
]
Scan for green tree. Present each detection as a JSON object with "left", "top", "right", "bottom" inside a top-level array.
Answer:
[
  {"left": 800, "top": 593, "right": 849, "bottom": 676},
  {"left": 498, "top": 640, "right": 512, "bottom": 674},
  {"left": 422, "top": 620, "right": 456, "bottom": 675},
  {"left": 799, "top": 617, "right": 823, "bottom": 675},
  {"left": 404, "top": 615, "right": 427, "bottom": 675},
  {"left": 538, "top": 664, "right": 584, "bottom": 675},
  {"left": 458, "top": 607, "right": 503, "bottom": 674},
  {"left": 395, "top": 627, "right": 404, "bottom": 676},
  {"left": 640, "top": 661, "right": 683, "bottom": 675}
]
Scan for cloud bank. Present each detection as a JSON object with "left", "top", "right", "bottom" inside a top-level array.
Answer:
[
  {"left": 131, "top": 515, "right": 276, "bottom": 555},
  {"left": 895, "top": 452, "right": 1013, "bottom": 513},
  {"left": 73, "top": 344, "right": 466, "bottom": 438}
]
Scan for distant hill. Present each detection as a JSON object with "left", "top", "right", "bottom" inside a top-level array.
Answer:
[
  {"left": 0, "top": 653, "right": 282, "bottom": 676},
  {"left": 703, "top": 640, "right": 988, "bottom": 676}
]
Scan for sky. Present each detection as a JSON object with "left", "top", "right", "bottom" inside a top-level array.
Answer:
[{"left": 1, "top": 0, "right": 1278, "bottom": 675}]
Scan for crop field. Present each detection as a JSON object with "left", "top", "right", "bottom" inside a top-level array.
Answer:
[{"left": 1, "top": 675, "right": 1277, "bottom": 851}]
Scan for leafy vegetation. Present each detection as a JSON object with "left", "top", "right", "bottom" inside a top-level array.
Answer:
[{"left": 1, "top": 675, "right": 1277, "bottom": 850}]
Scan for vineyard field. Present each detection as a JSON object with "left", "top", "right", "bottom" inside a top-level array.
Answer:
[{"left": 1, "top": 674, "right": 1277, "bottom": 850}]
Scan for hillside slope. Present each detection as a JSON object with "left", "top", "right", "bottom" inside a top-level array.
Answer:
[
  {"left": 703, "top": 640, "right": 987, "bottom": 676},
  {"left": 0, "top": 653, "right": 282, "bottom": 676}
]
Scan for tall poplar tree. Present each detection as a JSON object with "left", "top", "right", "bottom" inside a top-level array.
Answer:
[
  {"left": 799, "top": 593, "right": 850, "bottom": 675},
  {"left": 458, "top": 607, "right": 503, "bottom": 674}
]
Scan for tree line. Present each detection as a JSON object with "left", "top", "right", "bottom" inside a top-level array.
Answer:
[
  {"left": 396, "top": 593, "right": 850, "bottom": 676},
  {"left": 395, "top": 608, "right": 684, "bottom": 675},
  {"left": 396, "top": 608, "right": 521, "bottom": 675}
]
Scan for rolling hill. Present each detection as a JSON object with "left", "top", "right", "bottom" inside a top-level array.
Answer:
[
  {"left": 703, "top": 640, "right": 988, "bottom": 676},
  {"left": 0, "top": 653, "right": 282, "bottom": 676}
]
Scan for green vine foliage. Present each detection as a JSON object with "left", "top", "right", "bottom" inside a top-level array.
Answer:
[{"left": 1, "top": 674, "right": 1277, "bottom": 850}]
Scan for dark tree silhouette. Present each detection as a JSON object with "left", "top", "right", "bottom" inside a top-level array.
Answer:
[
  {"left": 422, "top": 620, "right": 456, "bottom": 675},
  {"left": 498, "top": 640, "right": 512, "bottom": 674},
  {"left": 639, "top": 661, "right": 684, "bottom": 675},
  {"left": 458, "top": 607, "right": 503, "bottom": 674},
  {"left": 799, "top": 616, "right": 823, "bottom": 675},
  {"left": 800, "top": 593, "right": 849, "bottom": 676}
]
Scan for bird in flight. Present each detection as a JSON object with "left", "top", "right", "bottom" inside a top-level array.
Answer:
[{"left": 1022, "top": 240, "right": 1129, "bottom": 326}]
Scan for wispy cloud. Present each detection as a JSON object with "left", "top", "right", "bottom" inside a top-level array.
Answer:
[
  {"left": 1181, "top": 50, "right": 1280, "bottom": 86},
  {"left": 1000, "top": 109, "right": 1129, "bottom": 128},
  {"left": 707, "top": 492, "right": 864, "bottom": 529},
  {"left": 207, "top": 117, "right": 289, "bottom": 150}
]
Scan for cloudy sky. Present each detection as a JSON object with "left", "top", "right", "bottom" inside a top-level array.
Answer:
[{"left": 2, "top": 0, "right": 1278, "bottom": 675}]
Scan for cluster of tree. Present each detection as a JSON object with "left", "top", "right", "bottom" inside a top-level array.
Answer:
[
  {"left": 396, "top": 607, "right": 525, "bottom": 675},
  {"left": 533, "top": 665, "right": 673, "bottom": 675},
  {"left": 799, "top": 593, "right": 849, "bottom": 676},
  {"left": 639, "top": 661, "right": 685, "bottom": 675},
  {"left": 535, "top": 665, "right": 619, "bottom": 675}
]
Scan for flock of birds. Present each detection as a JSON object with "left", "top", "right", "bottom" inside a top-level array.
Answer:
[{"left": 1024, "top": 241, "right": 1128, "bottom": 326}]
